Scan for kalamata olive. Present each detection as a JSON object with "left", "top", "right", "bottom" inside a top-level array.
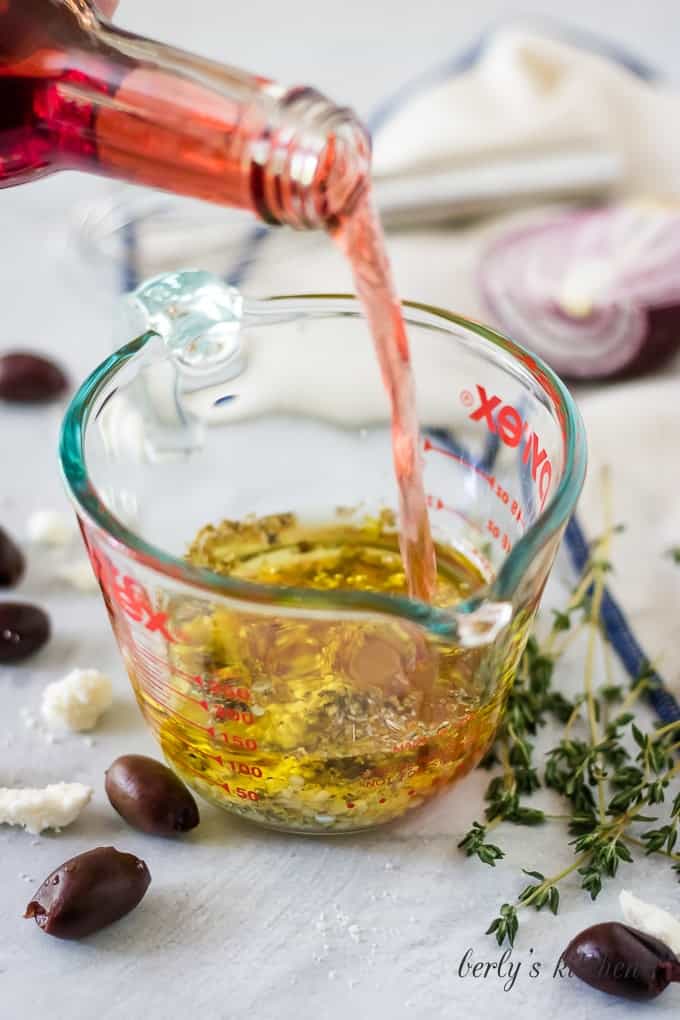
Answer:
[
  {"left": 562, "top": 922, "right": 680, "bottom": 1000},
  {"left": 105, "top": 754, "right": 200, "bottom": 836},
  {"left": 0, "top": 351, "right": 68, "bottom": 403},
  {"left": 0, "top": 602, "right": 50, "bottom": 663},
  {"left": 24, "top": 846, "right": 151, "bottom": 939},
  {"left": 0, "top": 527, "right": 25, "bottom": 587}
]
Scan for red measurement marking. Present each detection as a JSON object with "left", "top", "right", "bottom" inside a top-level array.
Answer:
[
  {"left": 221, "top": 733, "right": 258, "bottom": 751},
  {"left": 132, "top": 653, "right": 237, "bottom": 716},
  {"left": 217, "top": 708, "right": 255, "bottom": 726},
  {"left": 379, "top": 798, "right": 386, "bottom": 804},
  {"left": 408, "top": 789, "right": 417, "bottom": 797},
  {"left": 424, "top": 438, "right": 527, "bottom": 533},
  {"left": 487, "top": 519, "right": 512, "bottom": 552},
  {"left": 90, "top": 548, "right": 178, "bottom": 642},
  {"left": 130, "top": 642, "right": 200, "bottom": 684},
  {"left": 131, "top": 646, "right": 256, "bottom": 710},
  {"left": 185, "top": 763, "right": 262, "bottom": 802},
  {"left": 182, "top": 763, "right": 223, "bottom": 790},
  {"left": 207, "top": 681, "right": 252, "bottom": 702},
  {"left": 463, "top": 384, "right": 553, "bottom": 511},
  {"left": 227, "top": 761, "right": 263, "bottom": 778},
  {"left": 134, "top": 645, "right": 197, "bottom": 686},
  {"left": 221, "top": 782, "right": 260, "bottom": 802},
  {"left": 425, "top": 492, "right": 485, "bottom": 537},
  {"left": 174, "top": 735, "right": 227, "bottom": 769},
  {"left": 138, "top": 677, "right": 214, "bottom": 735},
  {"left": 424, "top": 436, "right": 489, "bottom": 478},
  {"left": 346, "top": 802, "right": 355, "bottom": 809}
]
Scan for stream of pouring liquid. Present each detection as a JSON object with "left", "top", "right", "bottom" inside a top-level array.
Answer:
[{"left": 334, "top": 194, "right": 437, "bottom": 603}]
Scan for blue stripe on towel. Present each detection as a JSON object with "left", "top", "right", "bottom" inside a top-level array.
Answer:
[
  {"left": 564, "top": 517, "right": 680, "bottom": 724},
  {"left": 121, "top": 219, "right": 139, "bottom": 293},
  {"left": 225, "top": 225, "right": 271, "bottom": 288},
  {"left": 428, "top": 428, "right": 679, "bottom": 725}
]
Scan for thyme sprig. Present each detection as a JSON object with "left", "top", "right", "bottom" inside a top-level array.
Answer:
[{"left": 459, "top": 472, "right": 680, "bottom": 947}]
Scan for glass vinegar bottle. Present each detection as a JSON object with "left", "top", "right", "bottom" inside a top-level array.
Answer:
[{"left": 0, "top": 0, "right": 371, "bottom": 228}]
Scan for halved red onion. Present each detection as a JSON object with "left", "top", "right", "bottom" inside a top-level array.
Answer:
[{"left": 479, "top": 204, "right": 680, "bottom": 380}]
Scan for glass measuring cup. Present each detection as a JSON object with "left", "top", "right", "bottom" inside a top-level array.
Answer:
[{"left": 60, "top": 272, "right": 586, "bottom": 834}]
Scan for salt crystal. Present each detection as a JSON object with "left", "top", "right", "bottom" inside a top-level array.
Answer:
[
  {"left": 348, "top": 924, "right": 361, "bottom": 942},
  {"left": 328, "top": 971, "right": 337, "bottom": 981}
]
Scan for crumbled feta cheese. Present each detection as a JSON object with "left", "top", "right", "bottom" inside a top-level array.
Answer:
[
  {"left": 620, "top": 889, "right": 680, "bottom": 955},
  {"left": 55, "top": 559, "right": 99, "bottom": 592},
  {"left": 0, "top": 782, "right": 92, "bottom": 834},
  {"left": 41, "top": 668, "right": 113, "bottom": 733},
  {"left": 26, "top": 510, "right": 73, "bottom": 547}
]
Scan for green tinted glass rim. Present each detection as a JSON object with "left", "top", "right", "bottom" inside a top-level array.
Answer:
[{"left": 60, "top": 296, "right": 586, "bottom": 635}]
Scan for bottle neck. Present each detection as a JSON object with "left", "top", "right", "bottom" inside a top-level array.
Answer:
[{"left": 2, "top": 0, "right": 371, "bottom": 229}]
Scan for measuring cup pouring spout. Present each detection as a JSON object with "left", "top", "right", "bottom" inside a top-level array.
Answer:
[
  {"left": 61, "top": 284, "right": 586, "bottom": 834},
  {"left": 451, "top": 601, "right": 514, "bottom": 649}
]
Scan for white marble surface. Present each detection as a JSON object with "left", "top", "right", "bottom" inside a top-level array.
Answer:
[{"left": 2, "top": 2, "right": 680, "bottom": 1019}]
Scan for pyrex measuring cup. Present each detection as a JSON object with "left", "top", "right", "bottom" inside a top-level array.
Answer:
[{"left": 60, "top": 272, "right": 586, "bottom": 834}]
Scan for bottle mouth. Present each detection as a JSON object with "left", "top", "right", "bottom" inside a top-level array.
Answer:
[{"left": 252, "top": 88, "right": 372, "bottom": 229}]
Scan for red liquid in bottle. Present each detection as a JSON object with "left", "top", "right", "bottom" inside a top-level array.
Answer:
[
  {"left": 0, "top": 0, "right": 366, "bottom": 223},
  {"left": 0, "top": 0, "right": 436, "bottom": 602}
]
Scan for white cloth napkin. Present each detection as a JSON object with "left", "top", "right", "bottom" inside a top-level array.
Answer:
[
  {"left": 372, "top": 26, "right": 680, "bottom": 198},
  {"left": 111, "top": 26, "right": 680, "bottom": 701}
]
